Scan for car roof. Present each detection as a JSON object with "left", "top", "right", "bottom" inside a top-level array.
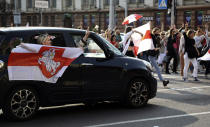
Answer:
[{"left": 0, "top": 27, "right": 87, "bottom": 33}]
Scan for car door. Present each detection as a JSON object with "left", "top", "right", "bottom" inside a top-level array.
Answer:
[
  {"left": 70, "top": 33, "right": 124, "bottom": 100},
  {"left": 28, "top": 31, "right": 83, "bottom": 103}
]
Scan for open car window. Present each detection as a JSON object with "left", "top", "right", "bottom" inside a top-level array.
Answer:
[
  {"left": 70, "top": 34, "right": 106, "bottom": 58},
  {"left": 28, "top": 33, "right": 66, "bottom": 47}
]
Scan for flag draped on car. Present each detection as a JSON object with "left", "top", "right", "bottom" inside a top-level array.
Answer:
[
  {"left": 131, "top": 22, "right": 154, "bottom": 56},
  {"left": 198, "top": 49, "right": 210, "bottom": 61},
  {"left": 8, "top": 44, "right": 83, "bottom": 83}
]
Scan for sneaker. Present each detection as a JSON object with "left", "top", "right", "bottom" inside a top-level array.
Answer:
[
  {"left": 183, "top": 78, "right": 188, "bottom": 82},
  {"left": 194, "top": 77, "right": 199, "bottom": 81},
  {"left": 163, "top": 80, "right": 169, "bottom": 87},
  {"left": 165, "top": 71, "right": 171, "bottom": 74},
  {"left": 172, "top": 71, "right": 178, "bottom": 74}
]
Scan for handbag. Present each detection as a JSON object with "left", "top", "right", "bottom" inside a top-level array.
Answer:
[{"left": 201, "top": 44, "right": 209, "bottom": 56}]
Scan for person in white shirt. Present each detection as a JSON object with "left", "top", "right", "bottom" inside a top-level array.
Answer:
[{"left": 194, "top": 28, "right": 208, "bottom": 53}]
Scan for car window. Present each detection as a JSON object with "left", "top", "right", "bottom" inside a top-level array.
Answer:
[
  {"left": 28, "top": 33, "right": 66, "bottom": 47},
  {"left": 0, "top": 35, "right": 24, "bottom": 55},
  {"left": 0, "top": 34, "right": 5, "bottom": 44},
  {"left": 71, "top": 34, "right": 106, "bottom": 58}
]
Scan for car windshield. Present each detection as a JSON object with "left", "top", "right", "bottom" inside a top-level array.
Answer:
[{"left": 99, "top": 35, "right": 123, "bottom": 56}]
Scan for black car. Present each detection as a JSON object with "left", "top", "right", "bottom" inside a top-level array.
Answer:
[{"left": 0, "top": 27, "right": 157, "bottom": 120}]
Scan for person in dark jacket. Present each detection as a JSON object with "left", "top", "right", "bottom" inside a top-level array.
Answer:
[
  {"left": 147, "top": 27, "right": 169, "bottom": 87},
  {"left": 165, "top": 28, "right": 178, "bottom": 74}
]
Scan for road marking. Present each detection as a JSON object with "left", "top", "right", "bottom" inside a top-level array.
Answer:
[
  {"left": 86, "top": 111, "right": 210, "bottom": 127},
  {"left": 158, "top": 86, "right": 210, "bottom": 92}
]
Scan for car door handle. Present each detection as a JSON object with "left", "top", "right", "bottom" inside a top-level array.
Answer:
[{"left": 81, "top": 63, "right": 93, "bottom": 66}]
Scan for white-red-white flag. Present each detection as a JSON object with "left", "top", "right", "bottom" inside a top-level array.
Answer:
[
  {"left": 122, "top": 14, "right": 143, "bottom": 25},
  {"left": 198, "top": 49, "right": 210, "bottom": 61},
  {"left": 8, "top": 44, "right": 83, "bottom": 83},
  {"left": 131, "top": 22, "right": 154, "bottom": 56}
]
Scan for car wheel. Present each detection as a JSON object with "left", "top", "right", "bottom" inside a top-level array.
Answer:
[
  {"left": 125, "top": 79, "right": 149, "bottom": 108},
  {"left": 2, "top": 86, "right": 39, "bottom": 121}
]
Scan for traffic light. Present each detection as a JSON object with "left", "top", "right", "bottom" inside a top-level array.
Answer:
[{"left": 167, "top": 0, "right": 172, "bottom": 15}]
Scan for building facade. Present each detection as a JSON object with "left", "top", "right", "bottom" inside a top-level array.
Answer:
[{"left": 0, "top": 0, "right": 210, "bottom": 31}]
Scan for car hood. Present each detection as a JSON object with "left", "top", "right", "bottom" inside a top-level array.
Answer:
[{"left": 117, "top": 56, "right": 149, "bottom": 70}]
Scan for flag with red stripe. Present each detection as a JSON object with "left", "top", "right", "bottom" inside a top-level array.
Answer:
[
  {"left": 198, "top": 49, "right": 210, "bottom": 61},
  {"left": 8, "top": 44, "right": 83, "bottom": 83},
  {"left": 131, "top": 22, "right": 154, "bottom": 56}
]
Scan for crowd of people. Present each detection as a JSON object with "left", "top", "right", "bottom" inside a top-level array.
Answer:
[
  {"left": 24, "top": 22, "right": 209, "bottom": 87},
  {"left": 97, "top": 22, "right": 210, "bottom": 87}
]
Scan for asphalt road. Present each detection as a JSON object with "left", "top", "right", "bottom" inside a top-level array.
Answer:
[{"left": 0, "top": 72, "right": 210, "bottom": 127}]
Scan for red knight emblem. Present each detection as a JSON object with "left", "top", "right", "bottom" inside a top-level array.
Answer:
[{"left": 38, "top": 46, "right": 65, "bottom": 79}]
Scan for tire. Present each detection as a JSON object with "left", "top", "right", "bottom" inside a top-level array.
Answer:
[
  {"left": 125, "top": 79, "right": 149, "bottom": 108},
  {"left": 2, "top": 86, "right": 39, "bottom": 121}
]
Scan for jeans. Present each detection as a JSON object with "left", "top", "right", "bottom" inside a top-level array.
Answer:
[
  {"left": 205, "top": 61, "right": 210, "bottom": 75},
  {"left": 148, "top": 55, "right": 164, "bottom": 81},
  {"left": 183, "top": 53, "right": 198, "bottom": 78},
  {"left": 180, "top": 53, "right": 184, "bottom": 76},
  {"left": 165, "top": 53, "right": 178, "bottom": 73}
]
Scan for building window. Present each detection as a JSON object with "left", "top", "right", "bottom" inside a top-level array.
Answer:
[
  {"left": 137, "top": 0, "right": 144, "bottom": 4},
  {"left": 184, "top": 11, "right": 192, "bottom": 26},
  {"left": 66, "top": 0, "right": 72, "bottom": 7},
  {"left": 32, "top": 16, "right": 37, "bottom": 26},
  {"left": 155, "top": 12, "right": 161, "bottom": 27},
  {"left": 90, "top": 0, "right": 96, "bottom": 5},
  {"left": 83, "top": 15, "right": 88, "bottom": 29},
  {"left": 166, "top": 13, "right": 171, "bottom": 26},
  {"left": 105, "top": 13, "right": 109, "bottom": 29},
  {"left": 129, "top": 0, "right": 136, "bottom": 4},
  {"left": 64, "top": 14, "right": 73, "bottom": 28},
  {"left": 11, "top": 0, "right": 21, "bottom": 9},
  {"left": 184, "top": 0, "right": 196, "bottom": 5},
  {"left": 27, "top": 0, "right": 33, "bottom": 8},
  {"left": 1, "top": 15, "right": 7, "bottom": 27},
  {"left": 196, "top": 11, "right": 203, "bottom": 26},
  {"left": 104, "top": 0, "right": 110, "bottom": 5},
  {"left": 51, "top": 16, "right": 55, "bottom": 26},
  {"left": 44, "top": 16, "right": 48, "bottom": 26},
  {"left": 82, "top": 0, "right": 89, "bottom": 8},
  {"left": 17, "top": 0, "right": 21, "bottom": 9},
  {"left": 91, "top": 15, "right": 95, "bottom": 29},
  {"left": 115, "top": 0, "right": 119, "bottom": 5},
  {"left": 90, "top": 0, "right": 96, "bottom": 8},
  {"left": 50, "top": 0, "right": 56, "bottom": 8},
  {"left": 27, "top": 16, "right": 31, "bottom": 26}
]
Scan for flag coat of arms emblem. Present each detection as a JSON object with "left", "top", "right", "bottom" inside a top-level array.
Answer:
[{"left": 8, "top": 44, "right": 83, "bottom": 83}]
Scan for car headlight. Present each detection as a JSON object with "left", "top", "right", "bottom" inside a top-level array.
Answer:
[
  {"left": 142, "top": 60, "right": 152, "bottom": 72},
  {"left": 0, "top": 60, "right": 4, "bottom": 69}
]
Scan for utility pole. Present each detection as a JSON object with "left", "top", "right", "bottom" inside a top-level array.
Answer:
[
  {"left": 109, "top": 0, "right": 115, "bottom": 30},
  {"left": 14, "top": 0, "right": 17, "bottom": 26},
  {"left": 171, "top": 0, "right": 175, "bottom": 26},
  {"left": 124, "top": 0, "right": 128, "bottom": 18},
  {"left": 40, "top": 8, "right": 43, "bottom": 26},
  {"left": 98, "top": 0, "right": 101, "bottom": 33}
]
